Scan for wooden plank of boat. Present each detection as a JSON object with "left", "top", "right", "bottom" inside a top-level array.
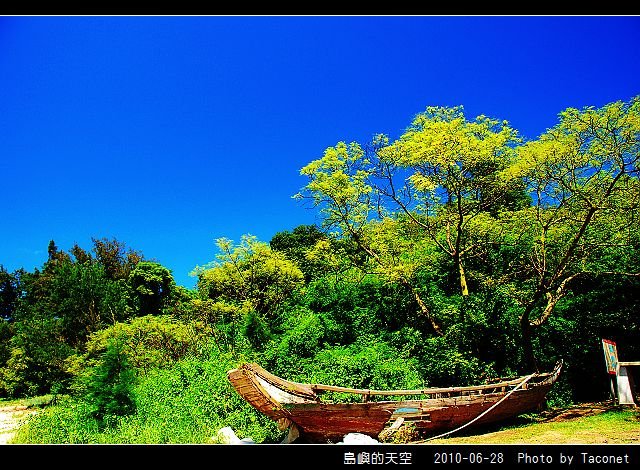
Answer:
[
  {"left": 227, "top": 361, "right": 562, "bottom": 443},
  {"left": 228, "top": 368, "right": 291, "bottom": 422},
  {"left": 283, "top": 402, "right": 395, "bottom": 443},
  {"left": 308, "top": 377, "right": 527, "bottom": 397}
]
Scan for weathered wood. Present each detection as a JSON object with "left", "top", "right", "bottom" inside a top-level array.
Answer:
[
  {"left": 242, "top": 363, "right": 318, "bottom": 399},
  {"left": 280, "top": 424, "right": 300, "bottom": 444},
  {"left": 227, "top": 360, "right": 562, "bottom": 443},
  {"left": 309, "top": 378, "right": 528, "bottom": 396}
]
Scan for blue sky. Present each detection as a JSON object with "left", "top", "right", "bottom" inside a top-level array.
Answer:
[{"left": 1, "top": 16, "right": 639, "bottom": 288}]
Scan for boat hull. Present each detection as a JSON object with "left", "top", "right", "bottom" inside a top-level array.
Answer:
[
  {"left": 285, "top": 385, "right": 552, "bottom": 443},
  {"left": 227, "top": 362, "right": 561, "bottom": 443}
]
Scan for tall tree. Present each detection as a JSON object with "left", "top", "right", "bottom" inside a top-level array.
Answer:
[
  {"left": 128, "top": 262, "right": 175, "bottom": 316},
  {"left": 376, "top": 106, "right": 523, "bottom": 297},
  {"left": 296, "top": 141, "right": 444, "bottom": 334},
  {"left": 0, "top": 266, "right": 19, "bottom": 321},
  {"left": 502, "top": 96, "right": 640, "bottom": 370},
  {"left": 92, "top": 237, "right": 143, "bottom": 281}
]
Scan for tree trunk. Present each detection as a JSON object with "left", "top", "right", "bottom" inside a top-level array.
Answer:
[
  {"left": 403, "top": 280, "right": 443, "bottom": 336},
  {"left": 457, "top": 253, "right": 469, "bottom": 297},
  {"left": 519, "top": 304, "right": 539, "bottom": 373}
]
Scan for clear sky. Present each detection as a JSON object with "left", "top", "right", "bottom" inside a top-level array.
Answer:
[{"left": 1, "top": 16, "right": 639, "bottom": 288}]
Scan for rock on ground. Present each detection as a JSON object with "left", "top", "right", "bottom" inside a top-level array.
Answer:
[
  {"left": 213, "top": 426, "right": 255, "bottom": 444},
  {"left": 338, "top": 433, "right": 380, "bottom": 444}
]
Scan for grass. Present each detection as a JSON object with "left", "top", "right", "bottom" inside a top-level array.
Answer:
[
  {"left": 423, "top": 406, "right": 640, "bottom": 444},
  {"left": 0, "top": 395, "right": 55, "bottom": 410},
  {"left": 10, "top": 355, "right": 282, "bottom": 444}
]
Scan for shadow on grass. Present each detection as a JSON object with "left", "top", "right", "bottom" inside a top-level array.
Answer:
[{"left": 414, "top": 400, "right": 628, "bottom": 442}]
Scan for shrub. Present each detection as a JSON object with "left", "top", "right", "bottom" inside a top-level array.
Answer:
[
  {"left": 0, "top": 318, "right": 74, "bottom": 398},
  {"left": 15, "top": 349, "right": 282, "bottom": 444},
  {"left": 81, "top": 315, "right": 208, "bottom": 374},
  {"left": 243, "top": 310, "right": 271, "bottom": 350},
  {"left": 83, "top": 340, "right": 136, "bottom": 423},
  {"left": 270, "top": 338, "right": 424, "bottom": 401}
]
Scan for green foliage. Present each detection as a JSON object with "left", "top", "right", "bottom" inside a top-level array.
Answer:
[
  {"left": 270, "top": 224, "right": 333, "bottom": 282},
  {"left": 196, "top": 235, "right": 304, "bottom": 319},
  {"left": 91, "top": 237, "right": 143, "bottom": 281},
  {"left": 15, "top": 352, "right": 281, "bottom": 444},
  {"left": 0, "top": 317, "right": 74, "bottom": 397},
  {"left": 242, "top": 310, "right": 271, "bottom": 350},
  {"left": 295, "top": 339, "right": 424, "bottom": 395},
  {"left": 0, "top": 320, "right": 12, "bottom": 372},
  {"left": 304, "top": 274, "right": 422, "bottom": 345},
  {"left": 303, "top": 278, "right": 361, "bottom": 344},
  {"left": 417, "top": 334, "right": 496, "bottom": 387},
  {"left": 83, "top": 340, "right": 136, "bottom": 423},
  {"left": 80, "top": 315, "right": 208, "bottom": 374},
  {"left": 46, "top": 260, "right": 130, "bottom": 345},
  {"left": 127, "top": 354, "right": 279, "bottom": 443},
  {"left": 8, "top": 240, "right": 137, "bottom": 348},
  {"left": 544, "top": 373, "right": 574, "bottom": 408},
  {"left": 0, "top": 265, "right": 19, "bottom": 321},
  {"left": 128, "top": 261, "right": 176, "bottom": 316},
  {"left": 11, "top": 397, "right": 101, "bottom": 443},
  {"left": 268, "top": 307, "right": 327, "bottom": 360}
]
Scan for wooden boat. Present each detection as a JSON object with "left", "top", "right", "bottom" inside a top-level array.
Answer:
[{"left": 227, "top": 361, "right": 562, "bottom": 443}]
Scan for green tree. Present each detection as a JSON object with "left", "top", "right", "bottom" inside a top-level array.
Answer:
[
  {"left": 51, "top": 260, "right": 127, "bottom": 346},
  {"left": 92, "top": 237, "right": 143, "bottom": 281},
  {"left": 296, "top": 141, "right": 442, "bottom": 334},
  {"left": 83, "top": 340, "right": 136, "bottom": 423},
  {"left": 296, "top": 107, "right": 525, "bottom": 335},
  {"left": 0, "top": 240, "right": 138, "bottom": 396},
  {"left": 270, "top": 224, "right": 333, "bottom": 281},
  {"left": 196, "top": 235, "right": 304, "bottom": 319},
  {"left": 128, "top": 262, "right": 175, "bottom": 316},
  {"left": 0, "top": 265, "right": 19, "bottom": 321},
  {"left": 376, "top": 106, "right": 523, "bottom": 297},
  {"left": 0, "top": 317, "right": 74, "bottom": 397},
  {"left": 70, "top": 243, "right": 93, "bottom": 265},
  {"left": 18, "top": 253, "right": 131, "bottom": 347},
  {"left": 194, "top": 236, "right": 304, "bottom": 352},
  {"left": 501, "top": 96, "right": 640, "bottom": 370},
  {"left": 79, "top": 315, "right": 207, "bottom": 375}
]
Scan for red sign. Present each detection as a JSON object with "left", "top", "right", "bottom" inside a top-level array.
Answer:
[{"left": 602, "top": 339, "right": 618, "bottom": 375}]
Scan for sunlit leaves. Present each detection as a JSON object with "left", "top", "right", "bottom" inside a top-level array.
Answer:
[
  {"left": 380, "top": 105, "right": 521, "bottom": 208},
  {"left": 194, "top": 235, "right": 304, "bottom": 318},
  {"left": 297, "top": 141, "right": 372, "bottom": 232}
]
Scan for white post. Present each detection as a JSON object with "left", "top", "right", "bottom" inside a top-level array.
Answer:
[{"left": 616, "top": 366, "right": 637, "bottom": 405}]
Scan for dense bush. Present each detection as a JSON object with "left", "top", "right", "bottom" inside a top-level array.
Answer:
[
  {"left": 14, "top": 350, "right": 281, "bottom": 444},
  {"left": 79, "top": 315, "right": 209, "bottom": 374},
  {"left": 82, "top": 340, "right": 136, "bottom": 423},
  {"left": 0, "top": 317, "right": 74, "bottom": 397},
  {"left": 263, "top": 335, "right": 424, "bottom": 401}
]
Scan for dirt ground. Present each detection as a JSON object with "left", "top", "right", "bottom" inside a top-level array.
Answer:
[
  {"left": 537, "top": 401, "right": 616, "bottom": 421},
  {"left": 0, "top": 405, "right": 38, "bottom": 444}
]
